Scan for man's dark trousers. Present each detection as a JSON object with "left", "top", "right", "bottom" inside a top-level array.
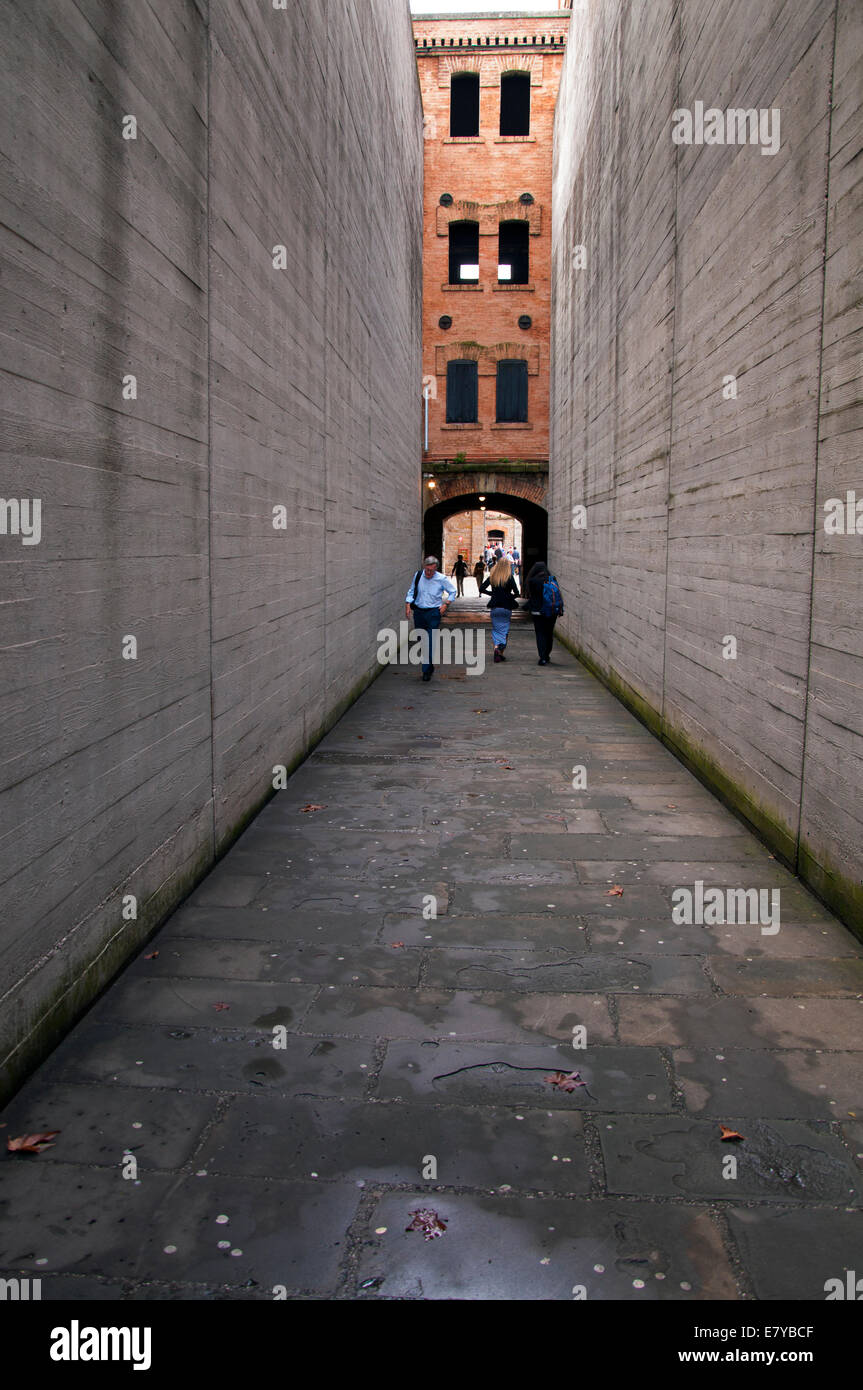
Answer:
[{"left": 413, "top": 606, "right": 441, "bottom": 676}]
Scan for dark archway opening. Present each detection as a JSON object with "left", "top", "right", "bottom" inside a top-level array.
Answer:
[{"left": 424, "top": 491, "right": 548, "bottom": 590}]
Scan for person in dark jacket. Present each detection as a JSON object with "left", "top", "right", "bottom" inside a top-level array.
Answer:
[
  {"left": 480, "top": 557, "right": 520, "bottom": 663},
  {"left": 473, "top": 555, "right": 486, "bottom": 592},
  {"left": 450, "top": 554, "right": 468, "bottom": 596},
  {"left": 526, "top": 560, "right": 558, "bottom": 665}
]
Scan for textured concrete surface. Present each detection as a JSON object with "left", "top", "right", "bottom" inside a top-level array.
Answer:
[
  {"left": 2, "top": 630, "right": 861, "bottom": 1300},
  {"left": 549, "top": 0, "right": 863, "bottom": 932},
  {"left": 0, "top": 0, "right": 423, "bottom": 1096}
]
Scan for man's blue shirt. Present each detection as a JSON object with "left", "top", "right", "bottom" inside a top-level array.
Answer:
[{"left": 406, "top": 571, "right": 458, "bottom": 607}]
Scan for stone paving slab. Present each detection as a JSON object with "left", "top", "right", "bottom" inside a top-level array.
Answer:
[
  {"left": 166, "top": 906, "right": 387, "bottom": 944},
  {"left": 98, "top": 978, "right": 319, "bottom": 1030},
  {"left": 37, "top": 1023, "right": 376, "bottom": 1097},
  {"left": 374, "top": 1040, "right": 673, "bottom": 1112},
  {"left": 383, "top": 912, "right": 589, "bottom": 950},
  {"left": 301, "top": 986, "right": 605, "bottom": 1044},
  {"left": 450, "top": 882, "right": 672, "bottom": 916},
  {"left": 0, "top": 1164, "right": 175, "bottom": 1278},
  {"left": 193, "top": 1096, "right": 592, "bottom": 1193},
  {"left": 511, "top": 834, "right": 769, "bottom": 860},
  {"left": 617, "top": 996, "right": 863, "bottom": 1051},
  {"left": 0, "top": 1083, "right": 218, "bottom": 1170},
  {"left": 599, "top": 1116, "right": 860, "bottom": 1204},
  {"left": 132, "top": 1176, "right": 360, "bottom": 1294},
  {"left": 2, "top": 627, "right": 861, "bottom": 1300},
  {"left": 421, "top": 949, "right": 709, "bottom": 995},
  {"left": 708, "top": 956, "right": 863, "bottom": 996},
  {"left": 354, "top": 1194, "right": 737, "bottom": 1300},
  {"left": 726, "top": 1208, "right": 863, "bottom": 1302},
  {"left": 673, "top": 1048, "right": 863, "bottom": 1118},
  {"left": 126, "top": 937, "right": 424, "bottom": 988},
  {"left": 587, "top": 914, "right": 858, "bottom": 958}
]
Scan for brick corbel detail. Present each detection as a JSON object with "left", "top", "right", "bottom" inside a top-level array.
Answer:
[
  {"left": 437, "top": 54, "right": 544, "bottom": 87},
  {"left": 435, "top": 342, "right": 541, "bottom": 376},
  {"left": 428, "top": 471, "right": 549, "bottom": 508},
  {"left": 436, "top": 200, "right": 542, "bottom": 236}
]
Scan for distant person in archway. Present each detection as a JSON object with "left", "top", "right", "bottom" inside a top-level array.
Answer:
[
  {"left": 526, "top": 561, "right": 564, "bottom": 666},
  {"left": 473, "top": 555, "right": 486, "bottom": 592},
  {"left": 480, "top": 556, "right": 520, "bottom": 663},
  {"left": 511, "top": 544, "right": 521, "bottom": 580},
  {"left": 405, "top": 556, "right": 457, "bottom": 681},
  {"left": 450, "top": 553, "right": 468, "bottom": 596}
]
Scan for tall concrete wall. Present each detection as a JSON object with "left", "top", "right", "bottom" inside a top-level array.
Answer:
[
  {"left": 550, "top": 0, "right": 862, "bottom": 933},
  {"left": 0, "top": 0, "right": 423, "bottom": 1098}
]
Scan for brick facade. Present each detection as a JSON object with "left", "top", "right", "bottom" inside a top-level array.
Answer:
[{"left": 414, "top": 12, "right": 569, "bottom": 468}]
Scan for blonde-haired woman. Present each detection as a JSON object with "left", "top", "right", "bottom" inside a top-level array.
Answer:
[{"left": 480, "top": 557, "right": 520, "bottom": 663}]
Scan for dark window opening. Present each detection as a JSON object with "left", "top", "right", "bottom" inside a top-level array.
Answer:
[
  {"left": 500, "top": 72, "right": 531, "bottom": 136},
  {"left": 446, "top": 360, "right": 479, "bottom": 423},
  {"left": 498, "top": 221, "right": 529, "bottom": 284},
  {"left": 450, "top": 72, "right": 480, "bottom": 137},
  {"left": 449, "top": 221, "right": 480, "bottom": 284},
  {"left": 496, "top": 359, "right": 528, "bottom": 423}
]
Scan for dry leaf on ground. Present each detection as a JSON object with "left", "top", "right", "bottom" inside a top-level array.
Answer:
[
  {"left": 405, "top": 1208, "right": 447, "bottom": 1240},
  {"left": 719, "top": 1124, "right": 745, "bottom": 1142},
  {"left": 300, "top": 804, "right": 326, "bottom": 813},
  {"left": 7, "top": 1131, "right": 60, "bottom": 1154},
  {"left": 144, "top": 951, "right": 159, "bottom": 960},
  {"left": 606, "top": 886, "right": 625, "bottom": 897},
  {"left": 213, "top": 1002, "right": 231, "bottom": 1012},
  {"left": 545, "top": 1070, "right": 585, "bottom": 1093}
]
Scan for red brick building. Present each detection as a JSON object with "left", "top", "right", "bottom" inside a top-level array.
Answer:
[{"left": 414, "top": 11, "right": 570, "bottom": 469}]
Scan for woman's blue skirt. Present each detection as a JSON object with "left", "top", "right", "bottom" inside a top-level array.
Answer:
[{"left": 490, "top": 607, "right": 512, "bottom": 648}]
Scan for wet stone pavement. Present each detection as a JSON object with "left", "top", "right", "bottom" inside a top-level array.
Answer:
[{"left": 2, "top": 627, "right": 863, "bottom": 1301}]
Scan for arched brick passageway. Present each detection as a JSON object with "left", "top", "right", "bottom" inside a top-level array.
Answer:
[{"left": 423, "top": 487, "right": 548, "bottom": 579}]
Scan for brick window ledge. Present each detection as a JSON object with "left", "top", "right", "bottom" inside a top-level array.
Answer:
[
  {"left": 491, "top": 422, "right": 534, "bottom": 430},
  {"left": 441, "top": 283, "right": 484, "bottom": 291},
  {"left": 442, "top": 137, "right": 485, "bottom": 145},
  {"left": 494, "top": 136, "right": 537, "bottom": 144},
  {"left": 440, "top": 422, "right": 483, "bottom": 430},
  {"left": 493, "top": 283, "right": 536, "bottom": 293}
]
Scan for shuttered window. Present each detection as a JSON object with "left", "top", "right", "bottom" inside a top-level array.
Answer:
[
  {"left": 496, "top": 360, "right": 528, "bottom": 423},
  {"left": 446, "top": 360, "right": 479, "bottom": 423}
]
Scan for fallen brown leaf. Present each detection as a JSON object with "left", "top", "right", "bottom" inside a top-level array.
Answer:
[
  {"left": 7, "top": 1131, "right": 60, "bottom": 1154},
  {"left": 719, "top": 1124, "right": 745, "bottom": 1142},
  {"left": 357, "top": 735, "right": 364, "bottom": 740},
  {"left": 144, "top": 951, "right": 159, "bottom": 960},
  {"left": 300, "top": 804, "right": 326, "bottom": 813},
  {"left": 472, "top": 709, "right": 489, "bottom": 714},
  {"left": 606, "top": 886, "right": 625, "bottom": 897},
  {"left": 405, "top": 1208, "right": 447, "bottom": 1240},
  {"left": 213, "top": 1002, "right": 231, "bottom": 1012},
  {"left": 545, "top": 1070, "right": 585, "bottom": 1093},
  {"left": 390, "top": 941, "right": 405, "bottom": 949},
  {"left": 666, "top": 804, "right": 677, "bottom": 810}
]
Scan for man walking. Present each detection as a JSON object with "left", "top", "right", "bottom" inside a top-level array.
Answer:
[
  {"left": 405, "top": 556, "right": 457, "bottom": 681},
  {"left": 450, "top": 553, "right": 468, "bottom": 597}
]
